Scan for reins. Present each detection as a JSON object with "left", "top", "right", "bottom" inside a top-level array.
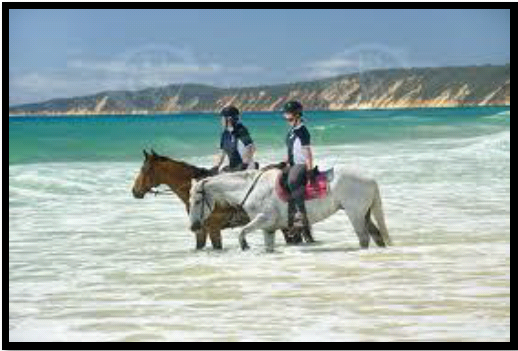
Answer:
[
  {"left": 197, "top": 169, "right": 266, "bottom": 216},
  {"left": 239, "top": 170, "right": 267, "bottom": 207}
]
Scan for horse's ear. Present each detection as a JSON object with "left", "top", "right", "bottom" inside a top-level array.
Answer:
[
  {"left": 151, "top": 149, "right": 158, "bottom": 157},
  {"left": 143, "top": 149, "right": 149, "bottom": 159}
]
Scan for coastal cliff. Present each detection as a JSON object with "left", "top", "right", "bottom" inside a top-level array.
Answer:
[{"left": 9, "top": 64, "right": 510, "bottom": 115}]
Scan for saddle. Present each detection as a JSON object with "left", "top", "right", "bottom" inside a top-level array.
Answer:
[{"left": 275, "top": 167, "right": 334, "bottom": 202}]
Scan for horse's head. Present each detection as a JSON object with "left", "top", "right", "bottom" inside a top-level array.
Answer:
[
  {"left": 188, "top": 179, "right": 215, "bottom": 232},
  {"left": 132, "top": 149, "right": 162, "bottom": 198}
]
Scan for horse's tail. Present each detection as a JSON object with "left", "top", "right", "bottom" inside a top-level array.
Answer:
[{"left": 370, "top": 182, "right": 392, "bottom": 246}]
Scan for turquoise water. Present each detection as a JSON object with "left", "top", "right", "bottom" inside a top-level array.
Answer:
[
  {"left": 9, "top": 106, "right": 510, "bottom": 341},
  {"left": 8, "top": 106, "right": 509, "bottom": 165}
]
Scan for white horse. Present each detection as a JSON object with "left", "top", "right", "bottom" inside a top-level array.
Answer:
[{"left": 189, "top": 167, "right": 392, "bottom": 252}]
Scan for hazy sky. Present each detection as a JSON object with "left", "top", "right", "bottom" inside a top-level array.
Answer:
[{"left": 9, "top": 8, "right": 510, "bottom": 105}]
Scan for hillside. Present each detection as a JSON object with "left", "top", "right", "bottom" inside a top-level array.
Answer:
[{"left": 9, "top": 64, "right": 510, "bottom": 115}]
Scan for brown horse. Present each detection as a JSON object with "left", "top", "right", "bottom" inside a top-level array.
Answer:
[{"left": 132, "top": 150, "right": 303, "bottom": 250}]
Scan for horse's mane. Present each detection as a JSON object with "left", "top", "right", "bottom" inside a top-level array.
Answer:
[{"left": 153, "top": 153, "right": 213, "bottom": 179}]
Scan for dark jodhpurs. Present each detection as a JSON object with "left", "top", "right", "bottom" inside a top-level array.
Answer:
[{"left": 287, "top": 164, "right": 307, "bottom": 214}]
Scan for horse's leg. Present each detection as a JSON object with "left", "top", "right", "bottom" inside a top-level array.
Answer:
[
  {"left": 365, "top": 208, "right": 385, "bottom": 247},
  {"left": 352, "top": 216, "right": 370, "bottom": 249},
  {"left": 195, "top": 229, "right": 207, "bottom": 250},
  {"left": 263, "top": 230, "right": 276, "bottom": 253},
  {"left": 342, "top": 204, "right": 370, "bottom": 249},
  {"left": 370, "top": 183, "right": 392, "bottom": 246},
  {"left": 238, "top": 212, "right": 273, "bottom": 250},
  {"left": 208, "top": 230, "right": 223, "bottom": 250}
]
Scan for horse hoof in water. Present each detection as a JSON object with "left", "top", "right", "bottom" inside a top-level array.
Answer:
[
  {"left": 240, "top": 240, "right": 250, "bottom": 251},
  {"left": 302, "top": 230, "right": 315, "bottom": 243}
]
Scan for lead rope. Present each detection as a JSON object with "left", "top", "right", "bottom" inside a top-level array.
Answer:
[
  {"left": 148, "top": 188, "right": 174, "bottom": 196},
  {"left": 148, "top": 180, "right": 191, "bottom": 196}
]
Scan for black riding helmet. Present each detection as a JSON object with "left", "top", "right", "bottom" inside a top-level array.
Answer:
[
  {"left": 220, "top": 105, "right": 240, "bottom": 123},
  {"left": 283, "top": 100, "right": 303, "bottom": 116}
]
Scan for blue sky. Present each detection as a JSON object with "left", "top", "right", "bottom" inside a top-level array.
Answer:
[{"left": 9, "top": 9, "right": 510, "bottom": 105}]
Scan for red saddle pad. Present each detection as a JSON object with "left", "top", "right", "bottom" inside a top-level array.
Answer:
[{"left": 275, "top": 171, "right": 329, "bottom": 202}]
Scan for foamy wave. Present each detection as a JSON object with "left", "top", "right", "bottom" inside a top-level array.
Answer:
[
  {"left": 449, "top": 130, "right": 510, "bottom": 157},
  {"left": 9, "top": 162, "right": 143, "bottom": 201},
  {"left": 482, "top": 110, "right": 510, "bottom": 119}
]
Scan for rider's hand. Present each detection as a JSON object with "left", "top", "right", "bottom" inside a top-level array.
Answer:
[{"left": 307, "top": 168, "right": 317, "bottom": 184}]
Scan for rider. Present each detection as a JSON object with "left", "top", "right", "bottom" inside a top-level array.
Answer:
[
  {"left": 283, "top": 100, "right": 315, "bottom": 241},
  {"left": 213, "top": 105, "right": 257, "bottom": 173}
]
